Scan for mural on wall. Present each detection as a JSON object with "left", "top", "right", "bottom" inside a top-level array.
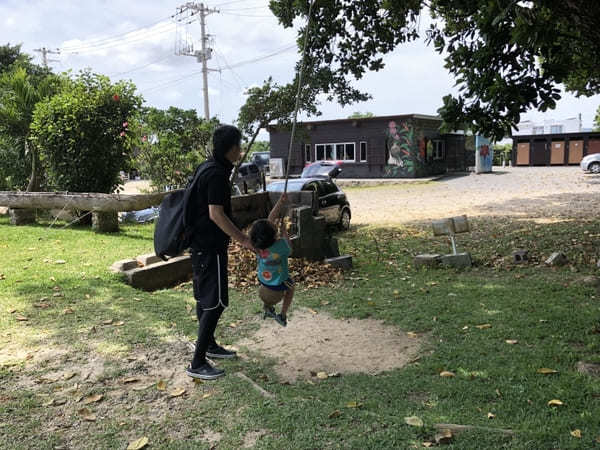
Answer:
[
  {"left": 384, "top": 121, "right": 424, "bottom": 177},
  {"left": 475, "top": 135, "right": 493, "bottom": 173}
]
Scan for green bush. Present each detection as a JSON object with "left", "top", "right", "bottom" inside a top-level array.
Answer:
[
  {"left": 134, "top": 107, "right": 218, "bottom": 191},
  {"left": 0, "top": 136, "right": 30, "bottom": 190},
  {"left": 30, "top": 71, "right": 142, "bottom": 193}
]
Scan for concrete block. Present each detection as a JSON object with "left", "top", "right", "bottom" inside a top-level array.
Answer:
[
  {"left": 432, "top": 218, "right": 455, "bottom": 236},
  {"left": 125, "top": 255, "right": 192, "bottom": 291},
  {"left": 441, "top": 253, "right": 472, "bottom": 269},
  {"left": 512, "top": 249, "right": 529, "bottom": 264},
  {"left": 452, "top": 215, "right": 470, "bottom": 234},
  {"left": 545, "top": 252, "right": 568, "bottom": 266},
  {"left": 92, "top": 211, "right": 119, "bottom": 232},
  {"left": 110, "top": 258, "right": 139, "bottom": 273},
  {"left": 325, "top": 255, "right": 353, "bottom": 270},
  {"left": 9, "top": 208, "right": 36, "bottom": 225},
  {"left": 414, "top": 254, "right": 442, "bottom": 268},
  {"left": 136, "top": 253, "right": 162, "bottom": 267}
]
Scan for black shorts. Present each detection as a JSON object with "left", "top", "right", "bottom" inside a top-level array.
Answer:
[{"left": 191, "top": 250, "right": 229, "bottom": 310}]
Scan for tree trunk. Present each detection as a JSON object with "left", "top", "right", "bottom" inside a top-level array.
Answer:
[{"left": 25, "top": 141, "right": 41, "bottom": 192}]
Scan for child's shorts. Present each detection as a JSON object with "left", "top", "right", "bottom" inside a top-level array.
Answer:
[
  {"left": 260, "top": 278, "right": 294, "bottom": 291},
  {"left": 258, "top": 279, "right": 294, "bottom": 306}
]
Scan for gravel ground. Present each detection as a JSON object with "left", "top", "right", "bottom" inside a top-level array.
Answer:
[{"left": 344, "top": 167, "right": 600, "bottom": 226}]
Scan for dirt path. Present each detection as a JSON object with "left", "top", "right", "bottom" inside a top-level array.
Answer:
[{"left": 345, "top": 167, "right": 600, "bottom": 226}]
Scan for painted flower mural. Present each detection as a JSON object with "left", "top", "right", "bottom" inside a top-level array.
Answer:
[{"left": 384, "top": 121, "right": 423, "bottom": 177}]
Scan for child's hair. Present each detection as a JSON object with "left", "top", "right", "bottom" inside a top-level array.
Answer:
[{"left": 250, "top": 219, "right": 277, "bottom": 250}]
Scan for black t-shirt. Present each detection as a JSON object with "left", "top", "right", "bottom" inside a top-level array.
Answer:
[{"left": 189, "top": 160, "right": 232, "bottom": 251}]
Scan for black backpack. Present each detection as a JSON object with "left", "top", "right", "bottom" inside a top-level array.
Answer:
[{"left": 153, "top": 163, "right": 212, "bottom": 260}]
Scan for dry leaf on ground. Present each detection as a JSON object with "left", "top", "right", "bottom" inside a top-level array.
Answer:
[
  {"left": 316, "top": 372, "right": 328, "bottom": 380},
  {"left": 505, "top": 340, "right": 518, "bottom": 345},
  {"left": 77, "top": 407, "right": 96, "bottom": 422},
  {"left": 475, "top": 324, "right": 492, "bottom": 329},
  {"left": 435, "top": 429, "right": 454, "bottom": 444},
  {"left": 440, "top": 371, "right": 455, "bottom": 378},
  {"left": 487, "top": 412, "right": 496, "bottom": 419},
  {"left": 168, "top": 387, "right": 186, "bottom": 398},
  {"left": 127, "top": 436, "right": 149, "bottom": 450},
  {"left": 570, "top": 429, "right": 582, "bottom": 438},
  {"left": 537, "top": 368, "right": 559, "bottom": 374},
  {"left": 404, "top": 416, "right": 424, "bottom": 427},
  {"left": 16, "top": 315, "right": 28, "bottom": 321},
  {"left": 83, "top": 394, "right": 103, "bottom": 404},
  {"left": 346, "top": 401, "right": 363, "bottom": 409},
  {"left": 328, "top": 410, "right": 341, "bottom": 419},
  {"left": 123, "top": 377, "right": 140, "bottom": 384},
  {"left": 157, "top": 380, "right": 167, "bottom": 391},
  {"left": 547, "top": 399, "right": 564, "bottom": 407}
]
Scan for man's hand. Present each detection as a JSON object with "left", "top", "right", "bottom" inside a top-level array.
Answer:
[{"left": 240, "top": 236, "right": 256, "bottom": 253}]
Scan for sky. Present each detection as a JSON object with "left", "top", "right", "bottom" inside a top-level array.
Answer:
[{"left": 2, "top": 0, "right": 599, "bottom": 142}]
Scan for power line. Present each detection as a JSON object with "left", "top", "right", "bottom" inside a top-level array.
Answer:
[
  {"left": 219, "top": 12, "right": 274, "bottom": 18},
  {"left": 108, "top": 54, "right": 176, "bottom": 77},
  {"left": 60, "top": 15, "right": 178, "bottom": 52},
  {"left": 62, "top": 22, "right": 176, "bottom": 54}
]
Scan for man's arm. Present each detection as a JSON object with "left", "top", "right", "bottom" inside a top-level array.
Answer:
[{"left": 209, "top": 204, "right": 253, "bottom": 250}]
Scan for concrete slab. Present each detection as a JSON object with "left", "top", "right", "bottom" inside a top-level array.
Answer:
[
  {"left": 325, "top": 255, "right": 353, "bottom": 270},
  {"left": 136, "top": 253, "right": 162, "bottom": 267},
  {"left": 414, "top": 254, "right": 442, "bottom": 268},
  {"left": 545, "top": 252, "right": 568, "bottom": 266},
  {"left": 9, "top": 208, "right": 36, "bottom": 225},
  {"left": 124, "top": 255, "right": 192, "bottom": 291},
  {"left": 441, "top": 253, "right": 472, "bottom": 269},
  {"left": 110, "top": 258, "right": 139, "bottom": 273}
]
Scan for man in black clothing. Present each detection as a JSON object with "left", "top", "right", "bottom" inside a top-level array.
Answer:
[{"left": 186, "top": 125, "right": 254, "bottom": 380}]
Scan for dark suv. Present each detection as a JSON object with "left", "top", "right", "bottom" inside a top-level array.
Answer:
[
  {"left": 266, "top": 177, "right": 351, "bottom": 230},
  {"left": 250, "top": 152, "right": 270, "bottom": 173}
]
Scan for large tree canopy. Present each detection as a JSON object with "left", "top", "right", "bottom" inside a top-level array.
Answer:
[{"left": 269, "top": 0, "right": 600, "bottom": 140}]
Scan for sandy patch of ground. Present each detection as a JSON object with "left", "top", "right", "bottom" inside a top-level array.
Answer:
[
  {"left": 346, "top": 167, "right": 600, "bottom": 226},
  {"left": 243, "top": 429, "right": 269, "bottom": 448},
  {"left": 238, "top": 309, "right": 424, "bottom": 383}
]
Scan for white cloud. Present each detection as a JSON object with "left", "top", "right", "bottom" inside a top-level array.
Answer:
[{"left": 0, "top": 0, "right": 597, "bottom": 132}]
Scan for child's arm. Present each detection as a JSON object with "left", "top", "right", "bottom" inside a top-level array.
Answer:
[
  {"left": 279, "top": 216, "right": 291, "bottom": 246},
  {"left": 268, "top": 193, "right": 288, "bottom": 224}
]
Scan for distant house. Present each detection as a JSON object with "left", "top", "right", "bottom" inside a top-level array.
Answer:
[
  {"left": 513, "top": 117, "right": 583, "bottom": 136},
  {"left": 268, "top": 114, "right": 469, "bottom": 178}
]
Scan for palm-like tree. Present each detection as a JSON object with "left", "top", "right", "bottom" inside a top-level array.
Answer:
[{"left": 0, "top": 67, "right": 58, "bottom": 191}]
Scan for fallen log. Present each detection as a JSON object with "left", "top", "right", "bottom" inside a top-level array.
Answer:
[
  {"left": 434, "top": 423, "right": 516, "bottom": 436},
  {"left": 0, "top": 191, "right": 172, "bottom": 212}
]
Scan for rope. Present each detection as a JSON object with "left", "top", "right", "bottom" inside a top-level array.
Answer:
[{"left": 283, "top": 0, "right": 315, "bottom": 195}]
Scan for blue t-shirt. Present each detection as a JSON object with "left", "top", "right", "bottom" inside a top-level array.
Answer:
[{"left": 257, "top": 239, "right": 291, "bottom": 286}]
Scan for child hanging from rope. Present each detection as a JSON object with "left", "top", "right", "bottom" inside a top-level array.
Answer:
[{"left": 249, "top": 193, "right": 294, "bottom": 327}]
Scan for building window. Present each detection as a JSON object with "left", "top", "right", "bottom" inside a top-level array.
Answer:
[
  {"left": 533, "top": 126, "right": 544, "bottom": 135},
  {"left": 315, "top": 142, "right": 356, "bottom": 162},
  {"left": 305, "top": 144, "right": 311, "bottom": 162},
  {"left": 550, "top": 125, "right": 563, "bottom": 134},
  {"left": 433, "top": 140, "right": 445, "bottom": 160},
  {"left": 360, "top": 141, "right": 367, "bottom": 162}
]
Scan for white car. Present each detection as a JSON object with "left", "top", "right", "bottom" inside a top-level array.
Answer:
[{"left": 581, "top": 154, "right": 600, "bottom": 174}]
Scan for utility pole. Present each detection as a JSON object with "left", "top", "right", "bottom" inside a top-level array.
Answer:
[
  {"left": 33, "top": 47, "right": 60, "bottom": 69},
  {"left": 175, "top": 2, "right": 219, "bottom": 120}
]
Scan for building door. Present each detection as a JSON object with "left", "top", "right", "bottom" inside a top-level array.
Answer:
[
  {"left": 531, "top": 141, "right": 548, "bottom": 165},
  {"left": 588, "top": 139, "right": 600, "bottom": 155},
  {"left": 568, "top": 140, "right": 583, "bottom": 164},
  {"left": 516, "top": 143, "right": 530, "bottom": 165},
  {"left": 550, "top": 141, "right": 565, "bottom": 165}
]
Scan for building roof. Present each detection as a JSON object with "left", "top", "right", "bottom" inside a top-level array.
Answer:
[{"left": 268, "top": 113, "right": 441, "bottom": 130}]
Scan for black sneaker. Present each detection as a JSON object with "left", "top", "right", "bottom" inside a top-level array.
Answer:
[
  {"left": 274, "top": 313, "right": 287, "bottom": 327},
  {"left": 263, "top": 306, "right": 276, "bottom": 320},
  {"left": 206, "top": 345, "right": 237, "bottom": 359},
  {"left": 186, "top": 363, "right": 225, "bottom": 380}
]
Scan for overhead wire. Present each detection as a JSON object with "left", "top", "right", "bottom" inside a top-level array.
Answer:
[{"left": 60, "top": 15, "right": 179, "bottom": 53}]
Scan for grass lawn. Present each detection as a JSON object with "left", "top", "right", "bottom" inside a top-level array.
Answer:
[{"left": 1, "top": 213, "right": 600, "bottom": 449}]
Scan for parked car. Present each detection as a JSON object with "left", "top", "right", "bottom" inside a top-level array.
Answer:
[
  {"left": 235, "top": 162, "right": 262, "bottom": 193},
  {"left": 581, "top": 153, "right": 600, "bottom": 174},
  {"left": 301, "top": 160, "right": 344, "bottom": 179},
  {"left": 250, "top": 151, "right": 270, "bottom": 173},
  {"left": 266, "top": 177, "right": 351, "bottom": 230},
  {"left": 120, "top": 206, "right": 160, "bottom": 224}
]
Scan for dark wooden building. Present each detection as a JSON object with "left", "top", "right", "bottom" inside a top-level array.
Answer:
[
  {"left": 512, "top": 131, "right": 600, "bottom": 166},
  {"left": 268, "top": 114, "right": 468, "bottom": 178}
]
